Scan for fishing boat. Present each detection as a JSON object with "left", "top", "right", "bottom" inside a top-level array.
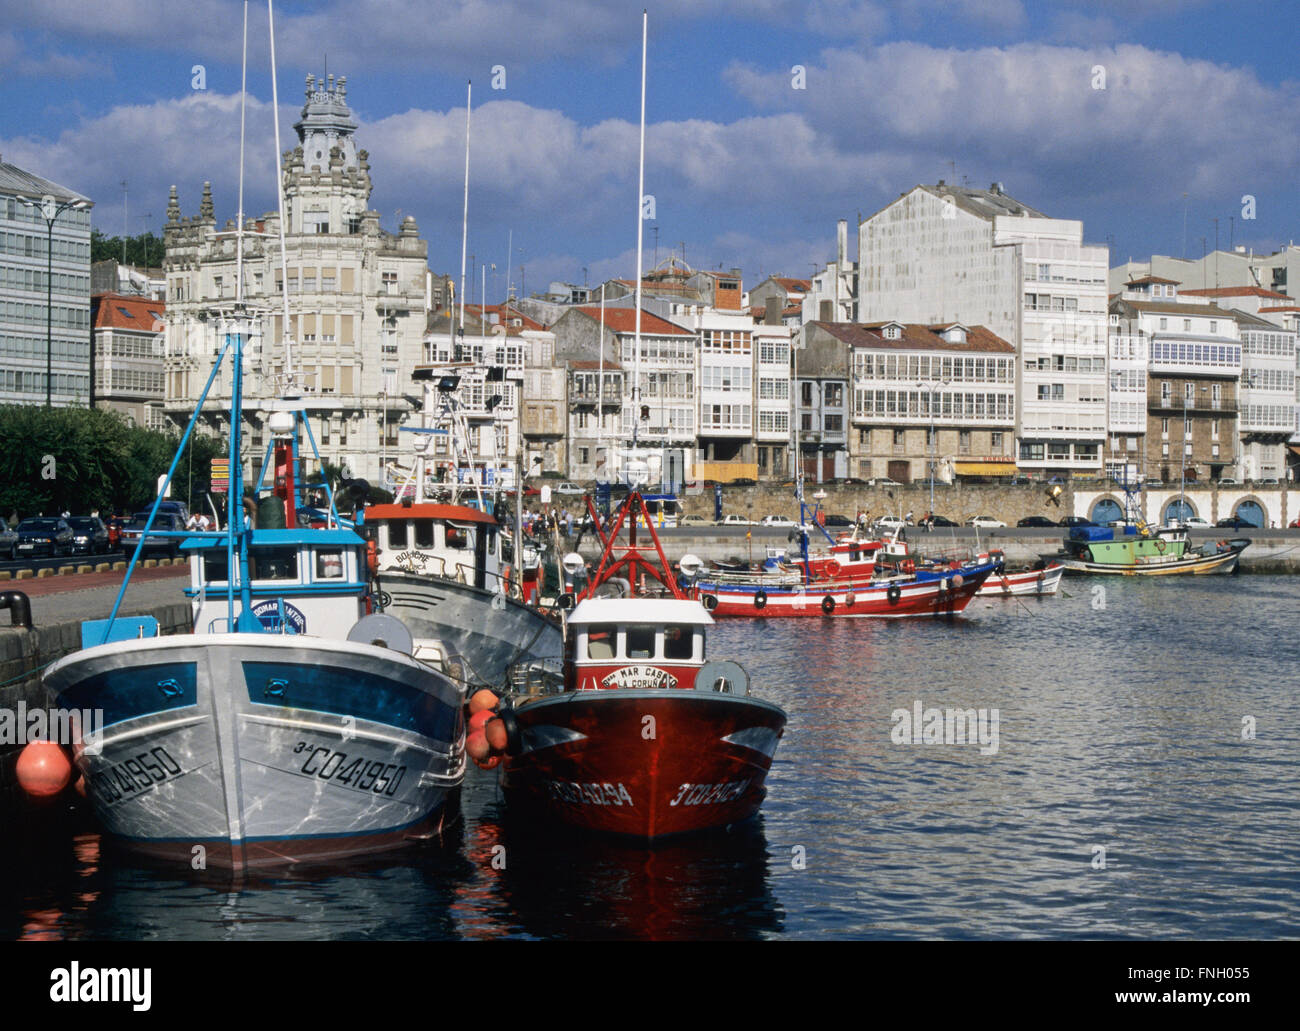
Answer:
[
  {"left": 480, "top": 489, "right": 787, "bottom": 839},
  {"left": 975, "top": 551, "right": 1066, "bottom": 596},
  {"left": 39, "top": 319, "right": 468, "bottom": 869},
  {"left": 1057, "top": 523, "right": 1247, "bottom": 575},
  {"left": 358, "top": 378, "right": 563, "bottom": 688}
]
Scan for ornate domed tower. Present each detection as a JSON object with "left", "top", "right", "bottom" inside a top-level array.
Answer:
[{"left": 285, "top": 73, "right": 371, "bottom": 236}]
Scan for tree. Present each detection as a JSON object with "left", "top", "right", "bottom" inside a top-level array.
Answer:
[{"left": 90, "top": 228, "right": 165, "bottom": 268}]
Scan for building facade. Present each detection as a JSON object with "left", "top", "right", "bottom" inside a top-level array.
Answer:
[
  {"left": 162, "top": 73, "right": 430, "bottom": 485},
  {"left": 91, "top": 293, "right": 168, "bottom": 430},
  {"left": 0, "top": 161, "right": 93, "bottom": 406},
  {"left": 856, "top": 183, "right": 1108, "bottom": 478}
]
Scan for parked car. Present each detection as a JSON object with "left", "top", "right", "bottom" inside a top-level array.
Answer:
[
  {"left": 120, "top": 512, "right": 186, "bottom": 558},
  {"left": 679, "top": 514, "right": 712, "bottom": 526},
  {"left": 1058, "top": 516, "right": 1095, "bottom": 528},
  {"left": 868, "top": 477, "right": 901, "bottom": 487},
  {"left": 551, "top": 481, "right": 586, "bottom": 496},
  {"left": 0, "top": 517, "right": 17, "bottom": 560},
  {"left": 875, "top": 515, "right": 907, "bottom": 531},
  {"left": 830, "top": 477, "right": 868, "bottom": 485},
  {"left": 759, "top": 515, "right": 797, "bottom": 527},
  {"left": 1216, "top": 515, "right": 1256, "bottom": 529},
  {"left": 822, "top": 513, "right": 854, "bottom": 527},
  {"left": 1173, "top": 517, "right": 1211, "bottom": 528},
  {"left": 1256, "top": 478, "right": 1280, "bottom": 487},
  {"left": 727, "top": 477, "right": 758, "bottom": 486},
  {"left": 1017, "top": 516, "right": 1058, "bottom": 528},
  {"left": 716, "top": 514, "right": 756, "bottom": 527},
  {"left": 1216, "top": 478, "right": 1239, "bottom": 486},
  {"left": 1290, "top": 517, "right": 1300, "bottom": 529},
  {"left": 922, "top": 514, "right": 958, "bottom": 528},
  {"left": 66, "top": 516, "right": 110, "bottom": 554},
  {"left": 967, "top": 515, "right": 1006, "bottom": 529},
  {"left": 14, "top": 517, "right": 74, "bottom": 557}
]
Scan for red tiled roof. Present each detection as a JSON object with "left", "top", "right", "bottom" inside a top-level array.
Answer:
[
  {"left": 466, "top": 303, "right": 548, "bottom": 332},
  {"left": 1125, "top": 274, "right": 1181, "bottom": 285},
  {"left": 773, "top": 277, "right": 810, "bottom": 292},
  {"left": 1259, "top": 306, "right": 1300, "bottom": 313},
  {"left": 92, "top": 293, "right": 165, "bottom": 332},
  {"left": 1179, "top": 286, "right": 1290, "bottom": 299},
  {"left": 573, "top": 306, "right": 691, "bottom": 335}
]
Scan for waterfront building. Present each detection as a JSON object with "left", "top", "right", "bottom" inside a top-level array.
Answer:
[
  {"left": 0, "top": 159, "right": 93, "bottom": 406},
  {"left": 90, "top": 292, "right": 168, "bottom": 431},
  {"left": 792, "top": 323, "right": 850, "bottom": 481},
  {"left": 565, "top": 358, "right": 623, "bottom": 481},
  {"left": 1110, "top": 244, "right": 1300, "bottom": 299},
  {"left": 802, "top": 219, "right": 859, "bottom": 326},
  {"left": 753, "top": 319, "right": 793, "bottom": 480},
  {"left": 856, "top": 183, "right": 1109, "bottom": 478},
  {"left": 162, "top": 73, "right": 431, "bottom": 484},
  {"left": 1109, "top": 279, "right": 1241, "bottom": 485},
  {"left": 805, "top": 320, "right": 1015, "bottom": 483}
]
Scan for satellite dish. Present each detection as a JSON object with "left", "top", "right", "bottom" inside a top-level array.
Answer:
[
  {"left": 678, "top": 553, "right": 704, "bottom": 578},
  {"left": 561, "top": 552, "right": 585, "bottom": 576},
  {"left": 696, "top": 660, "right": 748, "bottom": 695},
  {"left": 347, "top": 613, "right": 414, "bottom": 655}
]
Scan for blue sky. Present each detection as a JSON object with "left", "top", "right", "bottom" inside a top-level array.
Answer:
[{"left": 2, "top": 1, "right": 1297, "bottom": 300}]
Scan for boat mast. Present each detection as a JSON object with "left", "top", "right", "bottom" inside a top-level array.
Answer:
[
  {"left": 597, "top": 283, "right": 605, "bottom": 475},
  {"left": 631, "top": 9, "right": 647, "bottom": 470},
  {"left": 458, "top": 80, "right": 470, "bottom": 357}
]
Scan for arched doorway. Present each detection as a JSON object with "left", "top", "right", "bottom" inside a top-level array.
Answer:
[
  {"left": 1090, "top": 498, "right": 1123, "bottom": 524},
  {"left": 1232, "top": 500, "right": 1265, "bottom": 527},
  {"left": 1163, "top": 498, "right": 1197, "bottom": 524}
]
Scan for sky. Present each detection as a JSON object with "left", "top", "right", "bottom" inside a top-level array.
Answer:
[{"left": 1, "top": 0, "right": 1297, "bottom": 302}]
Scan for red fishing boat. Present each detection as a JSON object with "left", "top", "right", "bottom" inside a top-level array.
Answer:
[{"left": 479, "top": 490, "right": 787, "bottom": 839}]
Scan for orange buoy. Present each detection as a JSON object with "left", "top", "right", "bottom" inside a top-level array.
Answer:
[
  {"left": 16, "top": 741, "right": 72, "bottom": 799},
  {"left": 477, "top": 755, "right": 501, "bottom": 770},
  {"left": 468, "top": 689, "right": 499, "bottom": 715},
  {"left": 485, "top": 718, "right": 508, "bottom": 753},
  {"left": 466, "top": 730, "right": 491, "bottom": 762},
  {"left": 468, "top": 709, "right": 495, "bottom": 735}
]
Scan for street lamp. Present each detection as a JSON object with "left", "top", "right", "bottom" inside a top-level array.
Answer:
[
  {"left": 917, "top": 377, "right": 951, "bottom": 525},
  {"left": 16, "top": 194, "right": 91, "bottom": 406}
]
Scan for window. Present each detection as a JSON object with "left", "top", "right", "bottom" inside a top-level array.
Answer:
[
  {"left": 587, "top": 627, "right": 616, "bottom": 660},
  {"left": 801, "top": 382, "right": 813, "bottom": 406},
  {"left": 413, "top": 520, "right": 435, "bottom": 548},
  {"left": 249, "top": 547, "right": 298, "bottom": 581},
  {"left": 1161, "top": 383, "right": 1171, "bottom": 403},
  {"left": 664, "top": 626, "right": 693, "bottom": 661},
  {"left": 1212, "top": 384, "right": 1221, "bottom": 403},
  {"left": 315, "top": 550, "right": 345, "bottom": 579},
  {"left": 893, "top": 429, "right": 905, "bottom": 446},
  {"left": 388, "top": 521, "right": 407, "bottom": 548},
  {"left": 991, "top": 431, "right": 1003, "bottom": 449},
  {"left": 1159, "top": 318, "right": 1167, "bottom": 330},
  {"left": 625, "top": 626, "right": 656, "bottom": 660},
  {"left": 1210, "top": 321, "right": 1217, "bottom": 333},
  {"left": 1184, "top": 319, "right": 1192, "bottom": 332}
]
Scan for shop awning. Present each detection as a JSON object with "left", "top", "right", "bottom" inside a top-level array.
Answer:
[{"left": 953, "top": 462, "right": 1017, "bottom": 476}]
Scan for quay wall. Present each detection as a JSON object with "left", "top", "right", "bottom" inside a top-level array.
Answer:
[{"left": 0, "top": 601, "right": 192, "bottom": 825}]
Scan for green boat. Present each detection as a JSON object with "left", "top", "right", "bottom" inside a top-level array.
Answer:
[{"left": 1059, "top": 523, "right": 1248, "bottom": 576}]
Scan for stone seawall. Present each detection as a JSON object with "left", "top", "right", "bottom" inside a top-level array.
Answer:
[{"left": 0, "top": 601, "right": 192, "bottom": 824}]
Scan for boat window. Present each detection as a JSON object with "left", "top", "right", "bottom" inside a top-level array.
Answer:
[
  {"left": 625, "top": 625, "right": 656, "bottom": 660},
  {"left": 249, "top": 546, "right": 298, "bottom": 581},
  {"left": 446, "top": 524, "right": 470, "bottom": 550},
  {"left": 414, "top": 520, "right": 435, "bottom": 548},
  {"left": 587, "top": 626, "right": 617, "bottom": 660},
  {"left": 315, "top": 550, "right": 345, "bottom": 579},
  {"left": 202, "top": 549, "right": 229, "bottom": 582},
  {"left": 389, "top": 520, "right": 408, "bottom": 548},
  {"left": 664, "top": 626, "right": 694, "bottom": 660}
]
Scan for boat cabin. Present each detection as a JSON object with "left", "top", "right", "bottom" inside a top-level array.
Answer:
[
  {"left": 359, "top": 502, "right": 504, "bottom": 590},
  {"left": 566, "top": 598, "right": 712, "bottom": 692},
  {"left": 182, "top": 528, "right": 369, "bottom": 638}
]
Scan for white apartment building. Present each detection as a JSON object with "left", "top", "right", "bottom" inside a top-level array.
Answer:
[
  {"left": 0, "top": 161, "right": 93, "bottom": 405},
  {"left": 856, "top": 183, "right": 1108, "bottom": 477},
  {"left": 162, "top": 74, "right": 430, "bottom": 485},
  {"left": 91, "top": 292, "right": 169, "bottom": 431},
  {"left": 1232, "top": 310, "right": 1295, "bottom": 480},
  {"left": 754, "top": 322, "right": 793, "bottom": 479}
]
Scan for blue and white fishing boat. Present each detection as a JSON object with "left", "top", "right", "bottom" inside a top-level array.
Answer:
[{"left": 39, "top": 5, "right": 465, "bottom": 870}]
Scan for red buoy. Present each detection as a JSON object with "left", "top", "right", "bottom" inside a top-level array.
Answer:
[
  {"left": 476, "top": 755, "right": 501, "bottom": 770},
  {"left": 468, "top": 709, "right": 495, "bottom": 734},
  {"left": 466, "top": 730, "right": 491, "bottom": 761},
  {"left": 468, "top": 689, "right": 499, "bottom": 715},
  {"left": 485, "top": 718, "right": 508, "bottom": 753},
  {"left": 16, "top": 741, "right": 72, "bottom": 799}
]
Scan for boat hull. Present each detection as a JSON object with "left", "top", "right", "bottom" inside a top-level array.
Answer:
[
  {"left": 42, "top": 634, "right": 466, "bottom": 870},
  {"left": 976, "top": 562, "right": 1065, "bottom": 597},
  {"left": 696, "top": 564, "right": 995, "bottom": 618},
  {"left": 378, "top": 571, "right": 562, "bottom": 685},
  {"left": 499, "top": 690, "right": 786, "bottom": 839}
]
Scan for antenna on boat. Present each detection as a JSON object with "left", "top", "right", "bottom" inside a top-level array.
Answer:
[
  {"left": 631, "top": 9, "right": 647, "bottom": 461},
  {"left": 268, "top": 0, "right": 294, "bottom": 396},
  {"left": 597, "top": 282, "right": 605, "bottom": 474},
  {"left": 458, "top": 80, "right": 471, "bottom": 353}
]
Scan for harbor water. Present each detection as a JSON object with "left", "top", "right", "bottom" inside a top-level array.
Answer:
[{"left": 3, "top": 574, "right": 1298, "bottom": 940}]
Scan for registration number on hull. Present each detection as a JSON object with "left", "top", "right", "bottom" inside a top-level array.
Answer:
[
  {"left": 669, "top": 779, "right": 751, "bottom": 807},
  {"left": 547, "top": 780, "right": 634, "bottom": 806}
]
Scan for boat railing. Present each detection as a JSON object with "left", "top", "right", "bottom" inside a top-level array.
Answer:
[
  {"left": 507, "top": 657, "right": 566, "bottom": 697},
  {"left": 703, "top": 566, "right": 805, "bottom": 587}
]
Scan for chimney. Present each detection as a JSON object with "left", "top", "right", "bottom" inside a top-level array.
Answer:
[
  {"left": 765, "top": 295, "right": 782, "bottom": 326},
  {"left": 937, "top": 179, "right": 946, "bottom": 187},
  {"left": 991, "top": 181, "right": 1003, "bottom": 194},
  {"left": 837, "top": 219, "right": 847, "bottom": 265}
]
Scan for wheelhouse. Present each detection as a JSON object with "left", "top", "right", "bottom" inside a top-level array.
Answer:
[
  {"left": 566, "top": 598, "right": 712, "bottom": 691},
  {"left": 182, "top": 528, "right": 369, "bottom": 638},
  {"left": 359, "top": 503, "right": 503, "bottom": 589}
]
